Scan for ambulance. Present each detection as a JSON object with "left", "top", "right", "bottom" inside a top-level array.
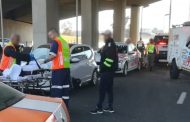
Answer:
[{"left": 167, "top": 21, "right": 190, "bottom": 79}]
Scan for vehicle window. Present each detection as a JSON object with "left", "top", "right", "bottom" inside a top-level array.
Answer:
[
  {"left": 0, "top": 83, "right": 25, "bottom": 111},
  {"left": 154, "top": 35, "right": 169, "bottom": 43},
  {"left": 117, "top": 45, "right": 128, "bottom": 53},
  {"left": 83, "top": 46, "right": 92, "bottom": 59},
  {"left": 32, "top": 48, "right": 50, "bottom": 60},
  {"left": 71, "top": 46, "right": 87, "bottom": 61},
  {"left": 71, "top": 46, "right": 84, "bottom": 54},
  {"left": 128, "top": 44, "right": 135, "bottom": 52}
]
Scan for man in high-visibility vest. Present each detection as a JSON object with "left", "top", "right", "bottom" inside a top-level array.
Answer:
[
  {"left": 0, "top": 34, "right": 32, "bottom": 72},
  {"left": 146, "top": 39, "right": 156, "bottom": 71},
  {"left": 42, "top": 29, "right": 70, "bottom": 108},
  {"left": 90, "top": 30, "right": 118, "bottom": 114}
]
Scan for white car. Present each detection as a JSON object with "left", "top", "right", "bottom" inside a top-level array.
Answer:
[
  {"left": 0, "top": 38, "right": 10, "bottom": 47},
  {"left": 168, "top": 22, "right": 190, "bottom": 79},
  {"left": 116, "top": 42, "right": 141, "bottom": 76},
  {"left": 95, "top": 42, "right": 141, "bottom": 76},
  {"left": 32, "top": 44, "right": 98, "bottom": 89}
]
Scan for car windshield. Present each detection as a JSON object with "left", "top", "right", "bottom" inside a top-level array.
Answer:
[
  {"left": 0, "top": 83, "right": 25, "bottom": 111},
  {"left": 32, "top": 48, "right": 50, "bottom": 60},
  {"left": 117, "top": 45, "right": 128, "bottom": 54},
  {"left": 0, "top": 39, "right": 9, "bottom": 43},
  {"left": 32, "top": 44, "right": 74, "bottom": 60},
  {"left": 154, "top": 35, "right": 169, "bottom": 43}
]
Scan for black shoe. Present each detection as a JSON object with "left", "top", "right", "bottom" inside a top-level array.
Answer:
[
  {"left": 103, "top": 107, "right": 115, "bottom": 113},
  {"left": 90, "top": 108, "right": 103, "bottom": 114}
]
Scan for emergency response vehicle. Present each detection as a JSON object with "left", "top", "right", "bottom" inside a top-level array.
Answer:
[
  {"left": 167, "top": 21, "right": 190, "bottom": 79},
  {"left": 154, "top": 34, "right": 169, "bottom": 63}
]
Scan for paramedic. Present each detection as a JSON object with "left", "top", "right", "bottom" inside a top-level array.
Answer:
[
  {"left": 146, "top": 39, "right": 156, "bottom": 71},
  {"left": 43, "top": 29, "right": 70, "bottom": 108},
  {"left": 137, "top": 38, "right": 145, "bottom": 57},
  {"left": 90, "top": 30, "right": 118, "bottom": 114},
  {"left": 0, "top": 34, "right": 32, "bottom": 72},
  {"left": 137, "top": 38, "right": 145, "bottom": 65}
]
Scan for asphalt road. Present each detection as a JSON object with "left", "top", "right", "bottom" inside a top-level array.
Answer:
[{"left": 69, "top": 66, "right": 190, "bottom": 122}]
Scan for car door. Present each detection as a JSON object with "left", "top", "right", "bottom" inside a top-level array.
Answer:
[
  {"left": 127, "top": 44, "right": 137, "bottom": 70},
  {"left": 70, "top": 46, "right": 87, "bottom": 81},
  {"left": 82, "top": 46, "right": 95, "bottom": 82},
  {"left": 181, "top": 36, "right": 190, "bottom": 71}
]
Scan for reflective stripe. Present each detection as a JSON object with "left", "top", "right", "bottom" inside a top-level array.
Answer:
[
  {"left": 104, "top": 61, "right": 111, "bottom": 67},
  {"left": 105, "top": 58, "right": 114, "bottom": 63},
  {"left": 62, "top": 96, "right": 70, "bottom": 99},
  {"left": 52, "top": 85, "right": 70, "bottom": 89}
]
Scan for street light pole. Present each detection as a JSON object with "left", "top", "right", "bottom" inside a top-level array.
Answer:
[
  {"left": 76, "top": 0, "right": 79, "bottom": 44},
  {"left": 0, "top": 0, "right": 4, "bottom": 47},
  {"left": 169, "top": 0, "right": 172, "bottom": 30}
]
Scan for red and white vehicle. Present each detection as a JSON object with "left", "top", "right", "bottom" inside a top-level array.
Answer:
[
  {"left": 154, "top": 34, "right": 169, "bottom": 63},
  {"left": 95, "top": 42, "right": 141, "bottom": 76},
  {"left": 168, "top": 22, "right": 190, "bottom": 79},
  {"left": 115, "top": 42, "right": 141, "bottom": 76}
]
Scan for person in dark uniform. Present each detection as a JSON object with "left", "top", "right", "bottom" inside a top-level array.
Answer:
[
  {"left": 90, "top": 30, "right": 118, "bottom": 114},
  {"left": 0, "top": 34, "right": 32, "bottom": 72},
  {"left": 42, "top": 29, "right": 71, "bottom": 108}
]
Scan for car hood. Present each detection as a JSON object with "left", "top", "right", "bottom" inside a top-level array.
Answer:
[{"left": 0, "top": 95, "right": 70, "bottom": 122}]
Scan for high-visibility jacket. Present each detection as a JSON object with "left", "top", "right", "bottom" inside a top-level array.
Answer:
[
  {"left": 52, "top": 36, "right": 70, "bottom": 70},
  {"left": 146, "top": 43, "right": 155, "bottom": 54},
  {"left": 0, "top": 42, "right": 16, "bottom": 71}
]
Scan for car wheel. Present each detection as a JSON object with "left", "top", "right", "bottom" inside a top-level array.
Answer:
[
  {"left": 72, "top": 79, "right": 81, "bottom": 89},
  {"left": 123, "top": 62, "right": 128, "bottom": 76},
  {"left": 170, "top": 60, "right": 180, "bottom": 79},
  {"left": 91, "top": 69, "right": 98, "bottom": 86}
]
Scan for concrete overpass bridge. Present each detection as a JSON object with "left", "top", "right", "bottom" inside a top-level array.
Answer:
[{"left": 2, "top": 0, "right": 160, "bottom": 48}]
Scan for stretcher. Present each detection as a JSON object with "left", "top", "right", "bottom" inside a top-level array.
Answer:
[
  {"left": 0, "top": 69, "right": 51, "bottom": 92},
  {"left": 0, "top": 59, "right": 52, "bottom": 93}
]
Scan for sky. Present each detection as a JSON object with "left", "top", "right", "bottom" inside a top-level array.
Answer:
[{"left": 60, "top": 0, "right": 190, "bottom": 33}]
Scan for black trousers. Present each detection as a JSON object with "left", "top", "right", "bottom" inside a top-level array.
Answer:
[
  {"left": 97, "top": 71, "right": 114, "bottom": 109},
  {"left": 51, "top": 68, "right": 70, "bottom": 108}
]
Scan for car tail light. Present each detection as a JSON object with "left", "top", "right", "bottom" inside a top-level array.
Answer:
[
  {"left": 46, "top": 114, "right": 57, "bottom": 122},
  {"left": 158, "top": 42, "right": 167, "bottom": 45}
]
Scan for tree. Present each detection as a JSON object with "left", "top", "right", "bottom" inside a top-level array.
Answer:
[{"left": 61, "top": 21, "right": 73, "bottom": 36}]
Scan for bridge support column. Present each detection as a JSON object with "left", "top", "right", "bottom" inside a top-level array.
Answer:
[
  {"left": 81, "top": 0, "right": 99, "bottom": 49},
  {"left": 32, "top": 0, "right": 59, "bottom": 48},
  {"left": 113, "top": 0, "right": 126, "bottom": 42},
  {"left": 130, "top": 6, "right": 140, "bottom": 44}
]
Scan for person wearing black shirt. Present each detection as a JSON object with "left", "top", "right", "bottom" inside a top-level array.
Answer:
[{"left": 90, "top": 30, "right": 118, "bottom": 114}]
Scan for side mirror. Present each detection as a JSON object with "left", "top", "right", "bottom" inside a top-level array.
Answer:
[{"left": 70, "top": 57, "right": 80, "bottom": 63}]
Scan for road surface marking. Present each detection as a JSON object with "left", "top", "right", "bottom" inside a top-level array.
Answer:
[{"left": 177, "top": 92, "right": 187, "bottom": 105}]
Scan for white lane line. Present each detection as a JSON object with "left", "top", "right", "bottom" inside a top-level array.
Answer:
[{"left": 177, "top": 92, "right": 187, "bottom": 105}]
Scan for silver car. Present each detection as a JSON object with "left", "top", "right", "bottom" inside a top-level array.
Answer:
[{"left": 32, "top": 44, "right": 98, "bottom": 89}]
